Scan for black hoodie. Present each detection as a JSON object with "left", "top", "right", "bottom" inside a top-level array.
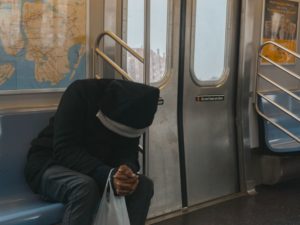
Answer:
[{"left": 25, "top": 79, "right": 159, "bottom": 192}]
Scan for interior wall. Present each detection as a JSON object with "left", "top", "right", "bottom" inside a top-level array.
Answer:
[
  {"left": 237, "top": 0, "right": 264, "bottom": 191},
  {"left": 237, "top": 0, "right": 300, "bottom": 190}
]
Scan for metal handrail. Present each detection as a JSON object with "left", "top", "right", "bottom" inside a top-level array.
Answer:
[
  {"left": 259, "top": 55, "right": 300, "bottom": 81},
  {"left": 257, "top": 73, "right": 300, "bottom": 102},
  {"left": 257, "top": 92, "right": 300, "bottom": 124},
  {"left": 93, "top": 31, "right": 144, "bottom": 81},
  {"left": 256, "top": 41, "right": 300, "bottom": 143}
]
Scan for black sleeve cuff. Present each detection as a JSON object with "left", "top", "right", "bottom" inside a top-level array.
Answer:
[
  {"left": 90, "top": 165, "right": 113, "bottom": 188},
  {"left": 123, "top": 162, "right": 139, "bottom": 173}
]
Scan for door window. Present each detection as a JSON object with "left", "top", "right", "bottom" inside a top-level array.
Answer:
[{"left": 191, "top": 0, "right": 228, "bottom": 85}]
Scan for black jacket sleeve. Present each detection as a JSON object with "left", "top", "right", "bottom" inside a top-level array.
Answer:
[
  {"left": 53, "top": 81, "right": 112, "bottom": 177},
  {"left": 111, "top": 139, "right": 140, "bottom": 173}
]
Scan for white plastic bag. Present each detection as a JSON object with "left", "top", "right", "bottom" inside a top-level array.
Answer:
[{"left": 93, "top": 170, "right": 131, "bottom": 225}]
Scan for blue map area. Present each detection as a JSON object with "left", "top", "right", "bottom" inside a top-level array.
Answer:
[
  {"left": 0, "top": 0, "right": 86, "bottom": 92},
  {"left": 0, "top": 40, "right": 86, "bottom": 91}
]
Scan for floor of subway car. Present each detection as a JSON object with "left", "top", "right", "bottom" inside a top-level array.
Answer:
[{"left": 151, "top": 179, "right": 300, "bottom": 225}]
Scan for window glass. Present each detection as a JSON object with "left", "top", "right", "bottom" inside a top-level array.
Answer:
[
  {"left": 126, "top": 0, "right": 144, "bottom": 82},
  {"left": 126, "top": 0, "right": 168, "bottom": 83},
  {"left": 150, "top": 0, "right": 168, "bottom": 83},
  {"left": 193, "top": 0, "right": 228, "bottom": 83}
]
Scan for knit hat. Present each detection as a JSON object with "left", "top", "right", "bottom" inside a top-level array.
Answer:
[{"left": 97, "top": 80, "right": 160, "bottom": 137}]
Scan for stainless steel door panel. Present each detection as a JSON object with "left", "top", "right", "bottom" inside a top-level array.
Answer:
[
  {"left": 183, "top": 0, "right": 240, "bottom": 206},
  {"left": 148, "top": 1, "right": 182, "bottom": 216},
  {"left": 184, "top": 89, "right": 238, "bottom": 205},
  {"left": 149, "top": 77, "right": 182, "bottom": 216}
]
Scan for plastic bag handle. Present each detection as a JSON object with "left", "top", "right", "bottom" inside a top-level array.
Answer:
[{"left": 102, "top": 169, "right": 115, "bottom": 202}]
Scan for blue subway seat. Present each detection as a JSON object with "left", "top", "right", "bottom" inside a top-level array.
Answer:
[
  {"left": 0, "top": 111, "right": 64, "bottom": 225},
  {"left": 258, "top": 91, "right": 300, "bottom": 153},
  {"left": 0, "top": 196, "right": 63, "bottom": 225}
]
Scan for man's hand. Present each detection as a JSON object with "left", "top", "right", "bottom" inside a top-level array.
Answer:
[{"left": 113, "top": 165, "right": 139, "bottom": 196}]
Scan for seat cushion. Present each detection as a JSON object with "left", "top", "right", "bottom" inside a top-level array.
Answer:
[
  {"left": 258, "top": 92, "right": 300, "bottom": 153},
  {"left": 0, "top": 194, "right": 64, "bottom": 225},
  {"left": 0, "top": 111, "right": 64, "bottom": 225}
]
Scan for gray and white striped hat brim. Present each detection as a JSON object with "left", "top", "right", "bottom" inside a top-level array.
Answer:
[{"left": 96, "top": 110, "right": 147, "bottom": 138}]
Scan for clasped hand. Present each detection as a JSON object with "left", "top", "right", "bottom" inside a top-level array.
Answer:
[{"left": 113, "top": 165, "right": 139, "bottom": 196}]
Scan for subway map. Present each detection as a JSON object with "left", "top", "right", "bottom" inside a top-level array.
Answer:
[{"left": 0, "top": 0, "right": 87, "bottom": 91}]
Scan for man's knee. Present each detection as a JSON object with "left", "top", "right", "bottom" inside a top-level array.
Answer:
[
  {"left": 68, "top": 175, "right": 100, "bottom": 202},
  {"left": 137, "top": 175, "right": 154, "bottom": 199}
]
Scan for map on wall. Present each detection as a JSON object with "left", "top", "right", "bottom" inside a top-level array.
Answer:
[{"left": 0, "top": 0, "right": 87, "bottom": 92}]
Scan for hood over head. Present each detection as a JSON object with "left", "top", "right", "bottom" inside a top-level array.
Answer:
[{"left": 97, "top": 79, "right": 160, "bottom": 137}]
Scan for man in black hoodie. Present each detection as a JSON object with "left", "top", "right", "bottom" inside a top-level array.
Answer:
[{"left": 24, "top": 79, "right": 160, "bottom": 225}]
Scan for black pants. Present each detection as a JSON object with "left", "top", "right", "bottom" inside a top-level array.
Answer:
[{"left": 38, "top": 165, "right": 154, "bottom": 225}]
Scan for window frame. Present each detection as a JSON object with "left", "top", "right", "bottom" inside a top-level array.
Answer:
[
  {"left": 190, "top": 0, "right": 231, "bottom": 87},
  {"left": 122, "top": 0, "right": 173, "bottom": 88}
]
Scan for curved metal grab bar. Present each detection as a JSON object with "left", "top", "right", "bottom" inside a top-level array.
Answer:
[
  {"left": 257, "top": 73, "right": 300, "bottom": 102},
  {"left": 93, "top": 31, "right": 144, "bottom": 81},
  {"left": 257, "top": 92, "right": 300, "bottom": 123},
  {"left": 259, "top": 41, "right": 300, "bottom": 59},
  {"left": 256, "top": 41, "right": 300, "bottom": 143},
  {"left": 255, "top": 106, "right": 300, "bottom": 143},
  {"left": 259, "top": 55, "right": 300, "bottom": 81}
]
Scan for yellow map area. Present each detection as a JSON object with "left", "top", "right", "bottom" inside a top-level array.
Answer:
[
  {"left": 0, "top": 64, "right": 15, "bottom": 85},
  {"left": 23, "top": 0, "right": 86, "bottom": 84},
  {"left": 0, "top": 0, "right": 24, "bottom": 56}
]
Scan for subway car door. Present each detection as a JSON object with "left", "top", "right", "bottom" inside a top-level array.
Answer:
[
  {"left": 100, "top": 0, "right": 183, "bottom": 217},
  {"left": 181, "top": 0, "right": 240, "bottom": 206}
]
